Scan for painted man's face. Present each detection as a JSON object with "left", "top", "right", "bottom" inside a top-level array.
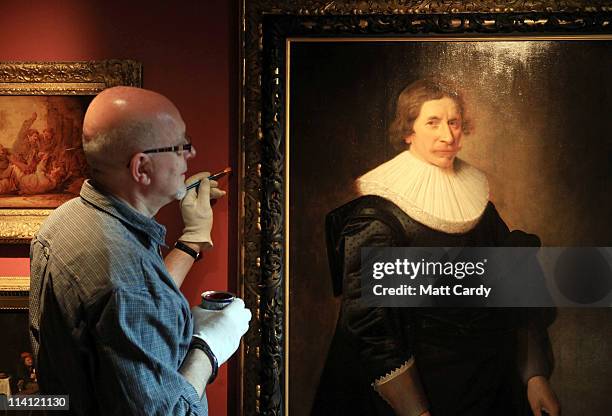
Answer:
[{"left": 405, "top": 97, "right": 463, "bottom": 169}]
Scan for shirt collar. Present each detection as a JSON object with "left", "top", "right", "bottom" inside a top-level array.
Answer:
[{"left": 79, "top": 179, "right": 167, "bottom": 247}]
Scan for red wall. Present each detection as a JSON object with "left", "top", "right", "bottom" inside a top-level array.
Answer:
[{"left": 0, "top": 1, "right": 237, "bottom": 414}]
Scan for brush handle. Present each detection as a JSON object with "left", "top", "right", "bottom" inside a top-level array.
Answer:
[
  {"left": 185, "top": 169, "right": 231, "bottom": 191},
  {"left": 185, "top": 180, "right": 202, "bottom": 192}
]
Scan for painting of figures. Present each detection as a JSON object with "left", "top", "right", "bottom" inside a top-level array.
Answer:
[{"left": 0, "top": 96, "right": 89, "bottom": 208}]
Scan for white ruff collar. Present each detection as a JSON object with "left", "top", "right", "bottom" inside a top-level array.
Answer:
[{"left": 355, "top": 150, "right": 489, "bottom": 234}]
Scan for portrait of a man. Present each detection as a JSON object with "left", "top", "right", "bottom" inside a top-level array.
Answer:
[{"left": 287, "top": 39, "right": 612, "bottom": 415}]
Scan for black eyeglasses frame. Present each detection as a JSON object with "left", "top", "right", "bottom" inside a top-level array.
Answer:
[
  {"left": 142, "top": 143, "right": 193, "bottom": 154},
  {"left": 126, "top": 136, "right": 193, "bottom": 168}
]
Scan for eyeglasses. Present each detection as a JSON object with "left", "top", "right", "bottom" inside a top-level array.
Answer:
[
  {"left": 127, "top": 135, "right": 193, "bottom": 168},
  {"left": 142, "top": 133, "right": 193, "bottom": 155},
  {"left": 142, "top": 143, "right": 192, "bottom": 155}
]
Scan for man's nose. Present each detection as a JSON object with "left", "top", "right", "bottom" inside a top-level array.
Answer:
[{"left": 438, "top": 123, "right": 455, "bottom": 144}]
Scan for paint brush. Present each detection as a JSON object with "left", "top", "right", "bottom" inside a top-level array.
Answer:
[{"left": 185, "top": 167, "right": 232, "bottom": 192}]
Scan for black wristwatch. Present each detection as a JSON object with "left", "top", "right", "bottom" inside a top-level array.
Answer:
[
  {"left": 190, "top": 337, "right": 219, "bottom": 384},
  {"left": 175, "top": 241, "right": 202, "bottom": 262}
]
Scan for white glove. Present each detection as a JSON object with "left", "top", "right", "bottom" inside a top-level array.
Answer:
[
  {"left": 179, "top": 172, "right": 225, "bottom": 249},
  {"left": 192, "top": 298, "right": 252, "bottom": 365}
]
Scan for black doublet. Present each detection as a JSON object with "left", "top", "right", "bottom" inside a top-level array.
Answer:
[{"left": 313, "top": 196, "right": 538, "bottom": 416}]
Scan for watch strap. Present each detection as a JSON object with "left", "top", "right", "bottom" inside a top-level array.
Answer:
[{"left": 175, "top": 241, "right": 201, "bottom": 261}]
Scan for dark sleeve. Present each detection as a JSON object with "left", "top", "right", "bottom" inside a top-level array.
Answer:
[
  {"left": 338, "top": 216, "right": 413, "bottom": 383},
  {"left": 517, "top": 309, "right": 554, "bottom": 382},
  {"left": 505, "top": 230, "right": 554, "bottom": 383},
  {"left": 487, "top": 202, "right": 554, "bottom": 382}
]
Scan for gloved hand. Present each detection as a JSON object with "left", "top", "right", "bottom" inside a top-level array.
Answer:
[
  {"left": 192, "top": 298, "right": 252, "bottom": 365},
  {"left": 179, "top": 172, "right": 225, "bottom": 250}
]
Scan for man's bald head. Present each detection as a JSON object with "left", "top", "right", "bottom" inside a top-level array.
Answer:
[{"left": 82, "top": 86, "right": 185, "bottom": 178}]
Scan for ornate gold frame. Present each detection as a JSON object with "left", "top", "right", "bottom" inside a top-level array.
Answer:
[
  {"left": 0, "top": 276, "right": 29, "bottom": 310},
  {"left": 0, "top": 60, "right": 142, "bottom": 243},
  {"left": 239, "top": 1, "right": 612, "bottom": 415}
]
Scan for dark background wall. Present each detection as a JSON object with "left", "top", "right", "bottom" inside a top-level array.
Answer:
[{"left": 0, "top": 1, "right": 237, "bottom": 414}]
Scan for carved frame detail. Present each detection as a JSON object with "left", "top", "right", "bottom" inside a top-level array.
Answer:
[
  {"left": 0, "top": 276, "right": 29, "bottom": 310},
  {"left": 239, "top": 2, "right": 611, "bottom": 415},
  {"left": 0, "top": 60, "right": 142, "bottom": 243}
]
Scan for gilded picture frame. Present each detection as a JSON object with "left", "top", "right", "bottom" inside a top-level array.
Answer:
[
  {"left": 0, "top": 276, "right": 29, "bottom": 310},
  {"left": 239, "top": 2, "right": 612, "bottom": 415},
  {"left": 0, "top": 60, "right": 142, "bottom": 243}
]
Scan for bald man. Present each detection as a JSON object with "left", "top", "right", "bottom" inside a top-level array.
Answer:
[{"left": 29, "top": 86, "right": 251, "bottom": 415}]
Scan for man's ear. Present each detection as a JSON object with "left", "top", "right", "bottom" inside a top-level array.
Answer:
[
  {"left": 404, "top": 134, "right": 413, "bottom": 145},
  {"left": 129, "top": 153, "right": 152, "bottom": 186}
]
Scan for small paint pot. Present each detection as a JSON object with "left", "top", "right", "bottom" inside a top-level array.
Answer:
[{"left": 200, "top": 290, "right": 235, "bottom": 310}]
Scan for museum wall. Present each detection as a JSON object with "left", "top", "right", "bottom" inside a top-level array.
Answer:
[{"left": 0, "top": 1, "right": 238, "bottom": 414}]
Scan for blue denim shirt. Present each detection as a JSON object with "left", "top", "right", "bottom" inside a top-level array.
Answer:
[{"left": 29, "top": 180, "right": 206, "bottom": 415}]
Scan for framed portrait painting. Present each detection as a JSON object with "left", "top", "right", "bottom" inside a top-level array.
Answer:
[
  {"left": 0, "top": 61, "right": 141, "bottom": 243},
  {"left": 239, "top": 2, "right": 612, "bottom": 415}
]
